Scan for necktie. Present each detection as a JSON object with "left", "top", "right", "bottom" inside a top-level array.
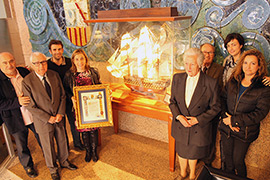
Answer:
[
  {"left": 43, "top": 76, "right": 51, "bottom": 99},
  {"left": 203, "top": 67, "right": 208, "bottom": 73}
]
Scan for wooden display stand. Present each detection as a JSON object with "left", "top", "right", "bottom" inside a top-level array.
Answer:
[{"left": 110, "top": 83, "right": 176, "bottom": 172}]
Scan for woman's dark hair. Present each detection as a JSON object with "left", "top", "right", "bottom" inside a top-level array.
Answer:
[
  {"left": 224, "top": 33, "right": 244, "bottom": 51},
  {"left": 232, "top": 49, "right": 268, "bottom": 82}
]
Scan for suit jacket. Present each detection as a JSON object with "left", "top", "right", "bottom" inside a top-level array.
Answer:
[
  {"left": 0, "top": 67, "right": 30, "bottom": 134},
  {"left": 206, "top": 62, "right": 224, "bottom": 89},
  {"left": 169, "top": 71, "right": 221, "bottom": 147},
  {"left": 22, "top": 70, "right": 66, "bottom": 134}
]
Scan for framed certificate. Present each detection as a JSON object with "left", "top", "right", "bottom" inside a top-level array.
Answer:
[{"left": 73, "top": 84, "right": 113, "bottom": 129}]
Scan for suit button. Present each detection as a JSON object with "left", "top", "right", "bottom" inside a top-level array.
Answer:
[{"left": 236, "top": 122, "right": 239, "bottom": 126}]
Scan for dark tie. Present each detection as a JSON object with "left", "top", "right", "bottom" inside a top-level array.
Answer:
[
  {"left": 203, "top": 67, "right": 208, "bottom": 73},
  {"left": 43, "top": 76, "right": 51, "bottom": 99}
]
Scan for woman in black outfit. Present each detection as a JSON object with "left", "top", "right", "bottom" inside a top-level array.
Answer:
[
  {"left": 219, "top": 49, "right": 270, "bottom": 177},
  {"left": 63, "top": 49, "right": 101, "bottom": 162}
]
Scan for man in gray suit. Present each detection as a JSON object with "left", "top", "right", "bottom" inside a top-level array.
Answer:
[{"left": 22, "top": 52, "right": 77, "bottom": 180}]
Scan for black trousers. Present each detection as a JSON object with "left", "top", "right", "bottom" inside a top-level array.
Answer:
[
  {"left": 12, "top": 123, "right": 41, "bottom": 169},
  {"left": 220, "top": 133, "right": 251, "bottom": 177},
  {"left": 66, "top": 102, "right": 82, "bottom": 147}
]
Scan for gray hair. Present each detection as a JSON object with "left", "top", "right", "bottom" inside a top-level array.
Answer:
[
  {"left": 183, "top": 48, "right": 204, "bottom": 67},
  {"left": 29, "top": 52, "right": 47, "bottom": 63}
]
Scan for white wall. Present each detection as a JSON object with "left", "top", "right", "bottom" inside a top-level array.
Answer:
[{"left": 0, "top": 0, "right": 7, "bottom": 18}]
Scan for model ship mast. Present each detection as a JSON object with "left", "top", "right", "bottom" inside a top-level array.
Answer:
[{"left": 85, "top": 7, "right": 191, "bottom": 94}]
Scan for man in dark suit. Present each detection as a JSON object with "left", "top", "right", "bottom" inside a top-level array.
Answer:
[
  {"left": 22, "top": 52, "right": 77, "bottom": 180},
  {"left": 169, "top": 48, "right": 221, "bottom": 180},
  {"left": 0, "top": 52, "right": 40, "bottom": 178},
  {"left": 200, "top": 43, "right": 224, "bottom": 89},
  {"left": 200, "top": 43, "right": 224, "bottom": 167}
]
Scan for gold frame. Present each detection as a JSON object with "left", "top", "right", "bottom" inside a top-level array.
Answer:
[{"left": 73, "top": 84, "right": 113, "bottom": 129}]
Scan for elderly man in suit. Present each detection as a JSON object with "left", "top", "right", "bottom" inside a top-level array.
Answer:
[
  {"left": 169, "top": 48, "right": 221, "bottom": 180},
  {"left": 200, "top": 43, "right": 224, "bottom": 167},
  {"left": 0, "top": 52, "right": 40, "bottom": 178},
  {"left": 22, "top": 52, "right": 77, "bottom": 180},
  {"left": 200, "top": 43, "right": 223, "bottom": 89}
]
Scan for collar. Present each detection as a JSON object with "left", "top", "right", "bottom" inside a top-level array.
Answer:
[
  {"left": 50, "top": 56, "right": 66, "bottom": 66},
  {"left": 35, "top": 71, "right": 48, "bottom": 81},
  {"left": 187, "top": 71, "right": 200, "bottom": 80},
  {"left": 0, "top": 68, "right": 19, "bottom": 80},
  {"left": 6, "top": 69, "right": 20, "bottom": 79}
]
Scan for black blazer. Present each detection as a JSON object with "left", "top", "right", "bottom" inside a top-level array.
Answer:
[
  {"left": 0, "top": 67, "right": 30, "bottom": 134},
  {"left": 169, "top": 71, "right": 221, "bottom": 147}
]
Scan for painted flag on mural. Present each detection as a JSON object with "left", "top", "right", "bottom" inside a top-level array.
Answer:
[{"left": 63, "top": 0, "right": 91, "bottom": 46}]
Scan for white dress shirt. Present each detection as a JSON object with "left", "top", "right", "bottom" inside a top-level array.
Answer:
[{"left": 185, "top": 72, "right": 200, "bottom": 108}]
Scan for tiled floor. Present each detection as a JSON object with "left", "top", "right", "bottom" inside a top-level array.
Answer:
[{"left": 1, "top": 157, "right": 22, "bottom": 180}]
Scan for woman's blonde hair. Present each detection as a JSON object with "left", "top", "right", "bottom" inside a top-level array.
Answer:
[
  {"left": 70, "top": 49, "right": 90, "bottom": 73},
  {"left": 232, "top": 49, "right": 268, "bottom": 82}
]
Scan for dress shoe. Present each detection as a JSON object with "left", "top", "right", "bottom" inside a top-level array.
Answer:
[
  {"left": 74, "top": 144, "right": 84, "bottom": 150},
  {"left": 25, "top": 167, "right": 38, "bottom": 178},
  {"left": 61, "top": 162, "right": 78, "bottom": 170},
  {"left": 51, "top": 172, "right": 60, "bottom": 180}
]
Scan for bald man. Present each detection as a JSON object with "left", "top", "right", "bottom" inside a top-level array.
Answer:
[
  {"left": 22, "top": 52, "right": 77, "bottom": 180},
  {"left": 0, "top": 52, "right": 40, "bottom": 178}
]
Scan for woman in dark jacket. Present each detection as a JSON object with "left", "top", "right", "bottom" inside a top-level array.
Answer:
[
  {"left": 219, "top": 49, "right": 270, "bottom": 178},
  {"left": 63, "top": 49, "right": 101, "bottom": 162}
]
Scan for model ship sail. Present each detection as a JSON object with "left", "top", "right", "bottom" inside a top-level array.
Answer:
[{"left": 107, "top": 25, "right": 171, "bottom": 94}]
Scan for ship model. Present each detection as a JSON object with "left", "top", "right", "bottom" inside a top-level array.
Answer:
[{"left": 107, "top": 25, "right": 172, "bottom": 94}]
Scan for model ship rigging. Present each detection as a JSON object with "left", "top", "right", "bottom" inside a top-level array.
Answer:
[{"left": 107, "top": 25, "right": 171, "bottom": 94}]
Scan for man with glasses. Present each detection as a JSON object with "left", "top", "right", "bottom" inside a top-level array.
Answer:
[
  {"left": 0, "top": 52, "right": 41, "bottom": 178},
  {"left": 200, "top": 43, "right": 223, "bottom": 167},
  {"left": 22, "top": 52, "right": 77, "bottom": 180},
  {"left": 200, "top": 43, "right": 223, "bottom": 89}
]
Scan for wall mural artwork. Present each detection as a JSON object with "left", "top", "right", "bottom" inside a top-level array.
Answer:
[
  {"left": 23, "top": 0, "right": 80, "bottom": 58},
  {"left": 63, "top": 0, "right": 91, "bottom": 46},
  {"left": 90, "top": 0, "right": 120, "bottom": 19},
  {"left": 47, "top": 0, "right": 67, "bottom": 35},
  {"left": 23, "top": 0, "right": 270, "bottom": 68}
]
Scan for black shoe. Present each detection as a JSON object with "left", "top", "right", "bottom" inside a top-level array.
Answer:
[
  {"left": 74, "top": 144, "right": 84, "bottom": 150},
  {"left": 61, "top": 161, "right": 78, "bottom": 170},
  {"left": 25, "top": 167, "right": 38, "bottom": 178},
  {"left": 51, "top": 172, "right": 60, "bottom": 180}
]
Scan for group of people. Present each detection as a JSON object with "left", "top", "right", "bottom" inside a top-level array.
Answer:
[
  {"left": 0, "top": 33, "right": 269, "bottom": 180},
  {"left": 0, "top": 40, "right": 101, "bottom": 180},
  {"left": 170, "top": 33, "right": 270, "bottom": 180}
]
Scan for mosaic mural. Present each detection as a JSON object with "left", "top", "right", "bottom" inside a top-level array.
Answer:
[{"left": 23, "top": 0, "right": 270, "bottom": 68}]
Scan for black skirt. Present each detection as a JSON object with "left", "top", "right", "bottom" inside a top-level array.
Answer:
[{"left": 176, "top": 141, "right": 210, "bottom": 160}]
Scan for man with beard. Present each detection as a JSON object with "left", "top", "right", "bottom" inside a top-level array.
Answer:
[{"left": 47, "top": 40, "right": 84, "bottom": 150}]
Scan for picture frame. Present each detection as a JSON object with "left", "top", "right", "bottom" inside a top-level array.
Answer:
[{"left": 73, "top": 84, "right": 113, "bottom": 129}]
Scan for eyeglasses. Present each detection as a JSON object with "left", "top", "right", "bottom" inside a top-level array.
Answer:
[
  {"left": 32, "top": 60, "right": 47, "bottom": 66},
  {"left": 202, "top": 51, "right": 215, "bottom": 55}
]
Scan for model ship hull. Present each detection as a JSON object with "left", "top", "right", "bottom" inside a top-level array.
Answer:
[{"left": 124, "top": 75, "right": 170, "bottom": 94}]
